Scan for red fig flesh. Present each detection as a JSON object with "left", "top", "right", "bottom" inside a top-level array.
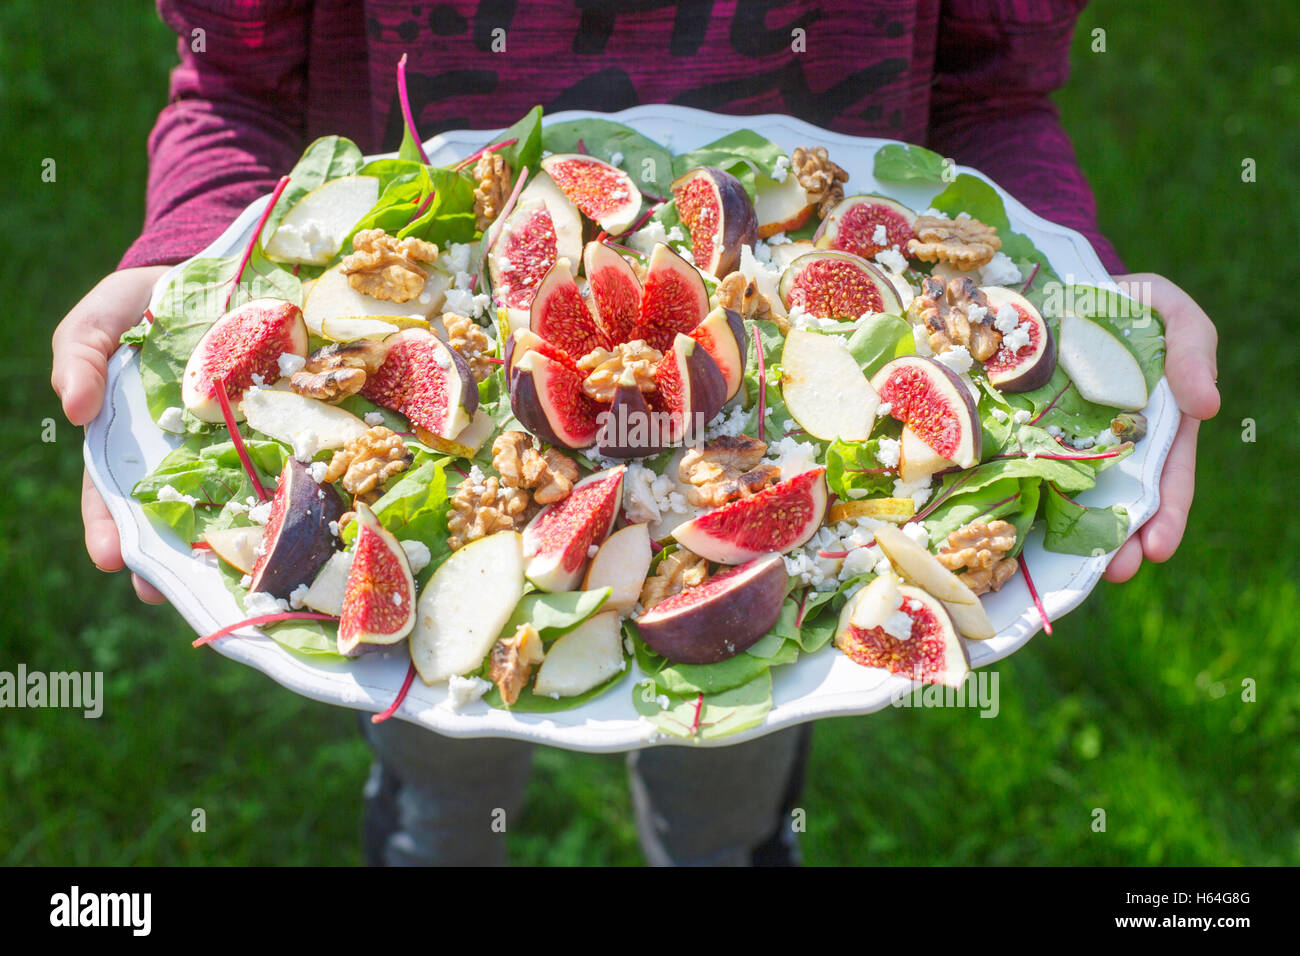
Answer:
[
  {"left": 509, "top": 349, "right": 603, "bottom": 450},
  {"left": 672, "top": 467, "right": 828, "bottom": 565},
  {"left": 182, "top": 298, "right": 308, "bottom": 422},
  {"left": 980, "top": 287, "right": 1057, "bottom": 393},
  {"left": 635, "top": 243, "right": 710, "bottom": 352},
  {"left": 583, "top": 241, "right": 642, "bottom": 346},
  {"left": 815, "top": 194, "right": 916, "bottom": 260},
  {"left": 870, "top": 356, "right": 981, "bottom": 468},
  {"left": 541, "top": 154, "right": 642, "bottom": 234},
  {"left": 688, "top": 307, "right": 747, "bottom": 403},
  {"left": 670, "top": 166, "right": 758, "bottom": 278},
  {"left": 779, "top": 251, "right": 903, "bottom": 320},
  {"left": 361, "top": 328, "right": 476, "bottom": 439},
  {"left": 836, "top": 584, "right": 970, "bottom": 688},
  {"left": 650, "top": 334, "right": 726, "bottom": 446},
  {"left": 523, "top": 466, "right": 625, "bottom": 592},
  {"left": 529, "top": 258, "right": 608, "bottom": 359},
  {"left": 337, "top": 502, "right": 416, "bottom": 656}
]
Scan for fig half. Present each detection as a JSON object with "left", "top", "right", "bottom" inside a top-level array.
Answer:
[
  {"left": 670, "top": 166, "right": 758, "bottom": 277},
  {"left": 541, "top": 154, "right": 642, "bottom": 234},
  {"left": 815, "top": 194, "right": 917, "bottom": 260},
  {"left": 337, "top": 502, "right": 416, "bottom": 656},
  {"left": 779, "top": 251, "right": 903, "bottom": 320},
  {"left": 836, "top": 583, "right": 970, "bottom": 688},
  {"left": 672, "top": 467, "right": 828, "bottom": 565},
  {"left": 247, "top": 458, "right": 346, "bottom": 600},
  {"left": 635, "top": 553, "right": 788, "bottom": 664},
  {"left": 980, "top": 287, "right": 1057, "bottom": 393},
  {"left": 870, "top": 356, "right": 981, "bottom": 469},
  {"left": 523, "top": 466, "right": 625, "bottom": 592}
]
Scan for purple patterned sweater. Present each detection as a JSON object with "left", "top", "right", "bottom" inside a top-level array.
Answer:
[{"left": 119, "top": 0, "right": 1122, "bottom": 273}]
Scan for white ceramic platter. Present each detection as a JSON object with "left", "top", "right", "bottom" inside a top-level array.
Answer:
[{"left": 85, "top": 105, "right": 1175, "bottom": 752}]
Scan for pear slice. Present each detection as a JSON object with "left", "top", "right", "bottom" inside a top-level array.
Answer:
[
  {"left": 781, "top": 329, "right": 879, "bottom": 441},
  {"left": 302, "top": 550, "right": 353, "bottom": 617},
  {"left": 239, "top": 388, "right": 370, "bottom": 451},
  {"left": 1057, "top": 311, "right": 1148, "bottom": 411},
  {"left": 898, "top": 426, "right": 956, "bottom": 484},
  {"left": 264, "top": 175, "right": 380, "bottom": 265},
  {"left": 582, "top": 523, "right": 653, "bottom": 617},
  {"left": 849, "top": 573, "right": 902, "bottom": 630},
  {"left": 303, "top": 265, "right": 442, "bottom": 336},
  {"left": 829, "top": 497, "right": 915, "bottom": 525},
  {"left": 532, "top": 611, "right": 624, "bottom": 698},
  {"left": 203, "top": 526, "right": 264, "bottom": 575},
  {"left": 941, "top": 596, "right": 996, "bottom": 640},
  {"left": 872, "top": 524, "right": 977, "bottom": 606},
  {"left": 410, "top": 531, "right": 526, "bottom": 684},
  {"left": 415, "top": 408, "right": 495, "bottom": 459},
  {"left": 320, "top": 316, "right": 409, "bottom": 342}
]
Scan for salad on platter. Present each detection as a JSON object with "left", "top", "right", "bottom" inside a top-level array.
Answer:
[{"left": 120, "top": 71, "right": 1164, "bottom": 741}]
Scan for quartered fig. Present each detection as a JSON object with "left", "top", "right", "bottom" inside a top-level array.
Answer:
[
  {"left": 670, "top": 166, "right": 758, "bottom": 277},
  {"left": 247, "top": 458, "right": 346, "bottom": 600}
]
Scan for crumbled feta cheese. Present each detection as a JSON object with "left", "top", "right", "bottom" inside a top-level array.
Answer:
[
  {"left": 678, "top": 247, "right": 695, "bottom": 264},
  {"left": 155, "top": 484, "right": 198, "bottom": 507},
  {"left": 936, "top": 344, "right": 974, "bottom": 375},
  {"left": 442, "top": 242, "right": 472, "bottom": 275},
  {"left": 993, "top": 302, "right": 1020, "bottom": 334},
  {"left": 871, "top": 224, "right": 889, "bottom": 247},
  {"left": 1093, "top": 427, "right": 1121, "bottom": 449},
  {"left": 766, "top": 231, "right": 792, "bottom": 245},
  {"left": 308, "top": 461, "right": 328, "bottom": 484},
  {"left": 364, "top": 411, "right": 385, "bottom": 426},
  {"left": 920, "top": 208, "right": 949, "bottom": 220},
  {"left": 239, "top": 573, "right": 252, "bottom": 588},
  {"left": 765, "top": 436, "right": 819, "bottom": 481},
  {"left": 978, "top": 251, "right": 1022, "bottom": 287},
  {"left": 840, "top": 547, "right": 877, "bottom": 580},
  {"left": 227, "top": 499, "right": 250, "bottom": 515},
  {"left": 587, "top": 544, "right": 600, "bottom": 559},
  {"left": 250, "top": 373, "right": 265, "bottom": 387},
  {"left": 990, "top": 407, "right": 1009, "bottom": 423},
  {"left": 876, "top": 401, "right": 893, "bottom": 418},
  {"left": 881, "top": 608, "right": 914, "bottom": 642},
  {"left": 892, "top": 475, "right": 933, "bottom": 509},
  {"left": 158, "top": 406, "right": 186, "bottom": 434},
  {"left": 288, "top": 583, "right": 309, "bottom": 609},
  {"left": 244, "top": 591, "right": 289, "bottom": 617},
  {"left": 400, "top": 539, "right": 431, "bottom": 574},
  {"left": 1001, "top": 322, "right": 1031, "bottom": 353},
  {"left": 443, "top": 287, "right": 491, "bottom": 318},
  {"left": 911, "top": 323, "right": 934, "bottom": 356},
  {"left": 705, "top": 403, "right": 750, "bottom": 440},
  {"left": 292, "top": 429, "right": 320, "bottom": 462},
  {"left": 442, "top": 675, "right": 492, "bottom": 711},
  {"left": 1046, "top": 425, "right": 1063, "bottom": 437},
  {"left": 966, "top": 304, "right": 989, "bottom": 324},
  {"left": 900, "top": 521, "right": 929, "bottom": 549},
  {"left": 277, "top": 352, "right": 306, "bottom": 377},
  {"left": 248, "top": 500, "right": 273, "bottom": 525},
  {"left": 1011, "top": 409, "right": 1032, "bottom": 425},
  {"left": 874, "top": 247, "right": 909, "bottom": 275},
  {"left": 772, "top": 154, "right": 791, "bottom": 182},
  {"left": 328, "top": 520, "right": 340, "bottom": 537},
  {"left": 665, "top": 225, "right": 687, "bottom": 245},
  {"left": 628, "top": 218, "right": 668, "bottom": 257},
  {"left": 609, "top": 151, "right": 624, "bottom": 167},
  {"left": 876, "top": 436, "right": 901, "bottom": 469}
]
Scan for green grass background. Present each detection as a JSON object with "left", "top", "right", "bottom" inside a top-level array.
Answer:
[{"left": 1, "top": 1, "right": 1296, "bottom": 865}]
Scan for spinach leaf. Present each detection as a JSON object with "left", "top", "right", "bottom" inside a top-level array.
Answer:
[
  {"left": 672, "top": 130, "right": 788, "bottom": 198},
  {"left": 633, "top": 670, "right": 773, "bottom": 741},
  {"left": 633, "top": 627, "right": 770, "bottom": 697},
  {"left": 927, "top": 174, "right": 1060, "bottom": 289},
  {"left": 504, "top": 589, "right": 612, "bottom": 643},
  {"left": 873, "top": 143, "right": 951, "bottom": 184},
  {"left": 1042, "top": 482, "right": 1130, "bottom": 556},
  {"left": 846, "top": 312, "right": 911, "bottom": 376}
]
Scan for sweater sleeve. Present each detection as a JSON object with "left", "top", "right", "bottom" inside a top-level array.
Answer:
[
  {"left": 118, "top": 0, "right": 312, "bottom": 270},
  {"left": 925, "top": 0, "right": 1124, "bottom": 274}
]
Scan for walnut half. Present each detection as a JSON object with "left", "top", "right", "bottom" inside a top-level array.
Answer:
[
  {"left": 578, "top": 340, "right": 662, "bottom": 404},
  {"left": 490, "top": 624, "right": 545, "bottom": 705},
  {"left": 911, "top": 275, "right": 1002, "bottom": 362},
  {"left": 716, "top": 272, "right": 772, "bottom": 324},
  {"left": 446, "top": 474, "right": 531, "bottom": 552},
  {"left": 639, "top": 548, "right": 708, "bottom": 611},
  {"left": 340, "top": 229, "right": 438, "bottom": 303},
  {"left": 792, "top": 146, "right": 849, "bottom": 218},
  {"left": 907, "top": 215, "right": 1002, "bottom": 272},
  {"left": 290, "top": 339, "right": 389, "bottom": 402},
  {"left": 323, "top": 425, "right": 413, "bottom": 497},
  {"left": 492, "top": 430, "right": 579, "bottom": 505},
  {"left": 678, "top": 435, "right": 781, "bottom": 507},
  {"left": 936, "top": 519, "right": 1019, "bottom": 595}
]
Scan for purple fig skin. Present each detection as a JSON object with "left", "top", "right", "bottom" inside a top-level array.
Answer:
[
  {"left": 597, "top": 383, "right": 666, "bottom": 458},
  {"left": 635, "top": 553, "right": 788, "bottom": 664},
  {"left": 683, "top": 337, "right": 728, "bottom": 437},
  {"left": 989, "top": 323, "right": 1057, "bottom": 393},
  {"left": 508, "top": 360, "right": 593, "bottom": 450},
  {"left": 671, "top": 166, "right": 758, "bottom": 278},
  {"left": 870, "top": 355, "right": 982, "bottom": 466},
  {"left": 442, "top": 335, "right": 479, "bottom": 419},
  {"left": 689, "top": 307, "right": 747, "bottom": 402},
  {"left": 248, "top": 459, "right": 346, "bottom": 600}
]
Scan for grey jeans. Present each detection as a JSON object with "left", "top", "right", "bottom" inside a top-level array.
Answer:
[{"left": 360, "top": 716, "right": 811, "bottom": 866}]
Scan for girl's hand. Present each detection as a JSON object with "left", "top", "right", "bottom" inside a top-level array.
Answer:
[
  {"left": 52, "top": 266, "right": 172, "bottom": 604},
  {"left": 1102, "top": 273, "right": 1220, "bottom": 583}
]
